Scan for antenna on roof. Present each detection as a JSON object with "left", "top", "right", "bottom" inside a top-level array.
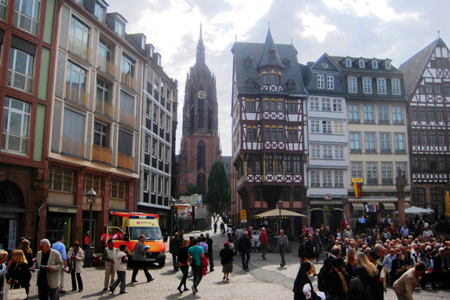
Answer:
[
  {"left": 291, "top": 38, "right": 293, "bottom": 45},
  {"left": 438, "top": 29, "right": 440, "bottom": 38}
]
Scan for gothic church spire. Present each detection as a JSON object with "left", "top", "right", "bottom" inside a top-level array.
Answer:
[{"left": 196, "top": 23, "right": 205, "bottom": 64}]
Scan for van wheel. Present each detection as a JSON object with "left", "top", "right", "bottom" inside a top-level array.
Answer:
[{"left": 159, "top": 261, "right": 165, "bottom": 267}]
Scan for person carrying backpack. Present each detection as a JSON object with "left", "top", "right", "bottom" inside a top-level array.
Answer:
[{"left": 318, "top": 246, "right": 341, "bottom": 293}]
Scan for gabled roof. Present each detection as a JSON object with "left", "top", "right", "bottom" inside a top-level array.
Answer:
[
  {"left": 257, "top": 29, "right": 285, "bottom": 69},
  {"left": 310, "top": 53, "right": 341, "bottom": 72},
  {"left": 399, "top": 38, "right": 447, "bottom": 96},
  {"left": 231, "top": 41, "right": 306, "bottom": 95}
]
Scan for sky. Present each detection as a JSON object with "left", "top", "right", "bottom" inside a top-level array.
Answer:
[{"left": 105, "top": 0, "right": 450, "bottom": 157}]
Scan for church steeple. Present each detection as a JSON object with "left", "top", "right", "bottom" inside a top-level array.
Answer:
[
  {"left": 258, "top": 28, "right": 284, "bottom": 69},
  {"left": 196, "top": 23, "right": 205, "bottom": 64}
]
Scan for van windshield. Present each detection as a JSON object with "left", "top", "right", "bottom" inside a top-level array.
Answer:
[{"left": 130, "top": 227, "right": 162, "bottom": 241}]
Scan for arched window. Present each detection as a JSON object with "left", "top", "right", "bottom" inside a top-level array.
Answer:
[
  {"left": 197, "top": 141, "right": 205, "bottom": 171},
  {"left": 197, "top": 173, "right": 206, "bottom": 195}
]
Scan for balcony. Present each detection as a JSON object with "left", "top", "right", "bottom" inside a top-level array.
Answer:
[
  {"left": 95, "top": 98, "right": 114, "bottom": 119},
  {"left": 119, "top": 109, "right": 135, "bottom": 128},
  {"left": 62, "top": 136, "right": 85, "bottom": 158},
  {"left": 7, "top": 70, "right": 34, "bottom": 93},
  {"left": 92, "top": 144, "right": 112, "bottom": 164},
  {"left": 97, "top": 55, "right": 116, "bottom": 77},
  {"left": 69, "top": 36, "right": 92, "bottom": 61},
  {"left": 13, "top": 9, "right": 39, "bottom": 36},
  {"left": 121, "top": 72, "right": 137, "bottom": 91},
  {"left": 65, "top": 83, "right": 89, "bottom": 107},
  {"left": 117, "top": 152, "right": 134, "bottom": 170}
]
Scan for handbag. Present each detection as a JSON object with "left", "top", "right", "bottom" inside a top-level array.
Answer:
[{"left": 8, "top": 283, "right": 27, "bottom": 300}]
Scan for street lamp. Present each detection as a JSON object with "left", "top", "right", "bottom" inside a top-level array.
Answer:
[
  {"left": 278, "top": 199, "right": 283, "bottom": 235},
  {"left": 85, "top": 188, "right": 97, "bottom": 268},
  {"left": 170, "top": 198, "right": 176, "bottom": 237}
]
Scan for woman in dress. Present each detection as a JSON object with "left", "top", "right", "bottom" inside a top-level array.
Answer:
[
  {"left": 177, "top": 239, "right": 190, "bottom": 293},
  {"left": 355, "top": 252, "right": 380, "bottom": 300},
  {"left": 67, "top": 241, "right": 84, "bottom": 292},
  {"left": 219, "top": 241, "right": 234, "bottom": 281},
  {"left": 293, "top": 261, "right": 319, "bottom": 300},
  {"left": 6, "top": 249, "right": 31, "bottom": 298},
  {"left": 344, "top": 248, "right": 357, "bottom": 278}
]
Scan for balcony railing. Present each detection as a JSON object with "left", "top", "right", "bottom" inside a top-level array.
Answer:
[
  {"left": 364, "top": 119, "right": 375, "bottom": 124},
  {"left": 7, "top": 70, "right": 34, "bottom": 93},
  {"left": 97, "top": 55, "right": 116, "bottom": 77},
  {"left": 380, "top": 148, "right": 391, "bottom": 154},
  {"left": 95, "top": 98, "right": 114, "bottom": 119},
  {"left": 119, "top": 108, "right": 135, "bottom": 128},
  {"left": 379, "top": 119, "right": 390, "bottom": 124},
  {"left": 62, "top": 135, "right": 85, "bottom": 158},
  {"left": 348, "top": 118, "right": 360, "bottom": 124},
  {"left": 395, "top": 149, "right": 406, "bottom": 154},
  {"left": 121, "top": 72, "right": 137, "bottom": 91},
  {"left": 92, "top": 144, "right": 112, "bottom": 164},
  {"left": 117, "top": 152, "right": 134, "bottom": 170},
  {"left": 69, "top": 36, "right": 92, "bottom": 61},
  {"left": 350, "top": 148, "right": 362, "bottom": 154},
  {"left": 14, "top": 9, "right": 39, "bottom": 36},
  {"left": 382, "top": 178, "right": 393, "bottom": 185},
  {"left": 65, "top": 82, "right": 89, "bottom": 107}
]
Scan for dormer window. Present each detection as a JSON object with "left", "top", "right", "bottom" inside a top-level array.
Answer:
[
  {"left": 245, "top": 78, "right": 254, "bottom": 88},
  {"left": 141, "top": 36, "right": 146, "bottom": 50},
  {"left": 317, "top": 75, "right": 324, "bottom": 89},
  {"left": 372, "top": 60, "right": 378, "bottom": 69},
  {"left": 94, "top": 1, "right": 106, "bottom": 22},
  {"left": 270, "top": 73, "right": 276, "bottom": 83},
  {"left": 359, "top": 59, "right": 365, "bottom": 68},
  {"left": 286, "top": 80, "right": 295, "bottom": 89},
  {"left": 283, "top": 58, "right": 290, "bottom": 67},
  {"left": 385, "top": 60, "right": 391, "bottom": 69},
  {"left": 269, "top": 50, "right": 276, "bottom": 58},
  {"left": 244, "top": 56, "right": 252, "bottom": 66},
  {"left": 346, "top": 58, "right": 352, "bottom": 67},
  {"left": 115, "top": 20, "right": 124, "bottom": 37},
  {"left": 149, "top": 44, "right": 154, "bottom": 57}
]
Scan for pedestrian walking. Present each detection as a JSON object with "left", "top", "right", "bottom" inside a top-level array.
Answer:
[
  {"left": 51, "top": 236, "right": 67, "bottom": 293},
  {"left": 259, "top": 227, "right": 268, "bottom": 260},
  {"left": 206, "top": 233, "right": 214, "bottom": 272},
  {"left": 177, "top": 239, "right": 190, "bottom": 293},
  {"left": 278, "top": 229, "right": 288, "bottom": 267},
  {"left": 188, "top": 239, "right": 204, "bottom": 295},
  {"left": 227, "top": 226, "right": 233, "bottom": 239},
  {"left": 239, "top": 231, "right": 251, "bottom": 271},
  {"left": 110, "top": 244, "right": 128, "bottom": 294},
  {"left": 6, "top": 249, "right": 31, "bottom": 297},
  {"left": 392, "top": 262, "right": 426, "bottom": 300},
  {"left": 304, "top": 235, "right": 317, "bottom": 275},
  {"left": 169, "top": 232, "right": 181, "bottom": 271},
  {"left": 219, "top": 241, "right": 234, "bottom": 281},
  {"left": 67, "top": 241, "right": 84, "bottom": 292},
  {"left": 220, "top": 222, "right": 225, "bottom": 235},
  {"left": 131, "top": 234, "right": 154, "bottom": 283},
  {"left": 214, "top": 222, "right": 218, "bottom": 234},
  {"left": 32, "top": 238, "right": 63, "bottom": 300},
  {"left": 102, "top": 239, "right": 117, "bottom": 291}
]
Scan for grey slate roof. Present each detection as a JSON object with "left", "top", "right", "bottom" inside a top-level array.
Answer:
[
  {"left": 305, "top": 53, "right": 346, "bottom": 97},
  {"left": 399, "top": 38, "right": 446, "bottom": 97},
  {"left": 257, "top": 29, "right": 284, "bottom": 69},
  {"left": 330, "top": 56, "right": 402, "bottom": 75},
  {"left": 231, "top": 41, "right": 306, "bottom": 95}
]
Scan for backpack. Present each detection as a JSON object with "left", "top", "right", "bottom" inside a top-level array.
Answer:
[{"left": 348, "top": 277, "right": 365, "bottom": 300}]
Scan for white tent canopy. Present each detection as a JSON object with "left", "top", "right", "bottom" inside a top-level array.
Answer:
[
  {"left": 255, "top": 208, "right": 306, "bottom": 218},
  {"left": 402, "top": 206, "right": 434, "bottom": 214}
]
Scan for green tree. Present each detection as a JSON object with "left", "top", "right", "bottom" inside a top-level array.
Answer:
[
  {"left": 183, "top": 183, "right": 202, "bottom": 196},
  {"left": 204, "top": 161, "right": 231, "bottom": 214}
]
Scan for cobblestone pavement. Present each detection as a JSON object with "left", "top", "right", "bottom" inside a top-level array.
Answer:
[{"left": 24, "top": 228, "right": 449, "bottom": 299}]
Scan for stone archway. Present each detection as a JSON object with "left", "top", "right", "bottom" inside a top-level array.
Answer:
[{"left": 0, "top": 180, "right": 24, "bottom": 207}]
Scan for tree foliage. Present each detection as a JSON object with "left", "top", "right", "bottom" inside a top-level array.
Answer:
[
  {"left": 204, "top": 161, "right": 231, "bottom": 214},
  {"left": 183, "top": 183, "right": 203, "bottom": 196}
]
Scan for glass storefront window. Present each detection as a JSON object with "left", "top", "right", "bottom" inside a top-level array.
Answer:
[{"left": 45, "top": 215, "right": 71, "bottom": 248}]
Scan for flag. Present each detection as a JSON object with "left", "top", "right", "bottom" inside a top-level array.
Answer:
[
  {"left": 354, "top": 182, "right": 362, "bottom": 198},
  {"left": 342, "top": 213, "right": 348, "bottom": 231}
]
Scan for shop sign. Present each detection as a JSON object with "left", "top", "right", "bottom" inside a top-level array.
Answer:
[
  {"left": 8, "top": 220, "right": 17, "bottom": 250},
  {"left": 49, "top": 206, "right": 77, "bottom": 213},
  {"left": 352, "top": 178, "right": 363, "bottom": 183}
]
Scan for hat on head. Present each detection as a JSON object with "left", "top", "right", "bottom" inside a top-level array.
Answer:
[{"left": 223, "top": 241, "right": 229, "bottom": 245}]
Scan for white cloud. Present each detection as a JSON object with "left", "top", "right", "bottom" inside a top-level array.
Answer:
[
  {"left": 321, "top": 0, "right": 419, "bottom": 22},
  {"left": 296, "top": 10, "right": 339, "bottom": 42}
]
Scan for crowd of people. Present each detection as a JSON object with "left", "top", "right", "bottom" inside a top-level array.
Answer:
[{"left": 294, "top": 217, "right": 450, "bottom": 300}]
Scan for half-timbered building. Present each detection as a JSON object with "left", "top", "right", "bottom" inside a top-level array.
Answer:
[
  {"left": 304, "top": 54, "right": 348, "bottom": 231},
  {"left": 230, "top": 29, "right": 308, "bottom": 231},
  {"left": 399, "top": 38, "right": 450, "bottom": 219},
  {"left": 332, "top": 55, "right": 411, "bottom": 228}
]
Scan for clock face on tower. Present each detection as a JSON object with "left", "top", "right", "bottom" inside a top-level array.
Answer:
[{"left": 197, "top": 90, "right": 206, "bottom": 99}]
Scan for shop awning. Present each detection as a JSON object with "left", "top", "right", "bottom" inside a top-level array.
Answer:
[
  {"left": 48, "top": 205, "right": 78, "bottom": 214},
  {"left": 351, "top": 203, "right": 365, "bottom": 210},
  {"left": 382, "top": 203, "right": 396, "bottom": 210}
]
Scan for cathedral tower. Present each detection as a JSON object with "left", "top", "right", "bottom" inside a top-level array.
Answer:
[{"left": 178, "top": 24, "right": 221, "bottom": 195}]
